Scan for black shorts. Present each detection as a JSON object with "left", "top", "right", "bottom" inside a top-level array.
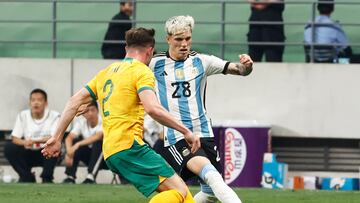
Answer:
[{"left": 156, "top": 138, "right": 221, "bottom": 181}]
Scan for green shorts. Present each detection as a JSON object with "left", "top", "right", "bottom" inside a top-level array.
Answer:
[{"left": 105, "top": 140, "right": 175, "bottom": 197}]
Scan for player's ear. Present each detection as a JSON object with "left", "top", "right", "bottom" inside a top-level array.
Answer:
[
  {"left": 166, "top": 35, "right": 171, "bottom": 44},
  {"left": 150, "top": 47, "right": 155, "bottom": 58}
]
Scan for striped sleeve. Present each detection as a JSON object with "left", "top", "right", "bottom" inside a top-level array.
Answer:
[{"left": 86, "top": 75, "right": 98, "bottom": 101}]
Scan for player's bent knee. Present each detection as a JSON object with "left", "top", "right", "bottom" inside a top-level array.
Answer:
[
  {"left": 169, "top": 174, "right": 188, "bottom": 198},
  {"left": 157, "top": 174, "right": 188, "bottom": 198},
  {"left": 187, "top": 156, "right": 211, "bottom": 175}
]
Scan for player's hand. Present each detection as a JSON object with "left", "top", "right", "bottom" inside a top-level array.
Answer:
[
  {"left": 24, "top": 139, "right": 34, "bottom": 149},
  {"left": 184, "top": 132, "right": 201, "bottom": 153},
  {"left": 239, "top": 54, "right": 253, "bottom": 69},
  {"left": 41, "top": 136, "right": 62, "bottom": 159}
]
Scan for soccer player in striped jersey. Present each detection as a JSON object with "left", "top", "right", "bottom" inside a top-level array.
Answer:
[
  {"left": 149, "top": 15, "right": 253, "bottom": 203},
  {"left": 42, "top": 27, "right": 199, "bottom": 203}
]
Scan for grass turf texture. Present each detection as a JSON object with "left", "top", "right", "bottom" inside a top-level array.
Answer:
[{"left": 0, "top": 183, "right": 360, "bottom": 203}]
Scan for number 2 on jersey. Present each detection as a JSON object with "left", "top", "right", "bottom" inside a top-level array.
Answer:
[{"left": 102, "top": 79, "right": 113, "bottom": 117}]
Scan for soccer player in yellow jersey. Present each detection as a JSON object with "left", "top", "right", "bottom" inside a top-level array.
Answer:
[{"left": 42, "top": 27, "right": 200, "bottom": 203}]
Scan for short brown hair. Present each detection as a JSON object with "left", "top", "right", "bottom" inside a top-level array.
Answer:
[
  {"left": 30, "top": 88, "right": 47, "bottom": 101},
  {"left": 125, "top": 27, "right": 155, "bottom": 48}
]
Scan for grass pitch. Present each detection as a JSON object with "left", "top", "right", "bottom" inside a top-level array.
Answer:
[{"left": 0, "top": 183, "right": 359, "bottom": 203}]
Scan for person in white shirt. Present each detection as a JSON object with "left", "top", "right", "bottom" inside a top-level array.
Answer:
[
  {"left": 62, "top": 101, "right": 105, "bottom": 184},
  {"left": 4, "top": 89, "right": 60, "bottom": 183}
]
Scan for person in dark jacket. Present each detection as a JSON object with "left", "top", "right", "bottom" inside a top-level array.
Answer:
[
  {"left": 247, "top": 0, "right": 285, "bottom": 62},
  {"left": 101, "top": 1, "right": 133, "bottom": 59}
]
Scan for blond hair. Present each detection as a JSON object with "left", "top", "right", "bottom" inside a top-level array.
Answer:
[{"left": 165, "top": 15, "right": 194, "bottom": 35}]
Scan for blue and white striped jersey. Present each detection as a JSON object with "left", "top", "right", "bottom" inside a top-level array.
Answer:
[{"left": 149, "top": 51, "right": 229, "bottom": 146}]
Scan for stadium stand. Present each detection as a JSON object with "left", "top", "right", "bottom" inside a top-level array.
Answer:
[{"left": 0, "top": 1, "right": 359, "bottom": 62}]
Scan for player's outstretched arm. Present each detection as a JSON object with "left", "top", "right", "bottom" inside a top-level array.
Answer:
[
  {"left": 139, "top": 89, "right": 201, "bottom": 153},
  {"left": 42, "top": 88, "right": 93, "bottom": 159},
  {"left": 226, "top": 54, "right": 253, "bottom": 76}
]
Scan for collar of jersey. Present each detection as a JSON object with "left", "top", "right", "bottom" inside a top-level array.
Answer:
[{"left": 122, "top": 57, "right": 134, "bottom": 63}]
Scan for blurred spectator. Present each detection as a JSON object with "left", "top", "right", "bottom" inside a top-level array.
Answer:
[
  {"left": 143, "top": 113, "right": 161, "bottom": 148},
  {"left": 62, "top": 101, "right": 106, "bottom": 184},
  {"left": 4, "top": 89, "right": 60, "bottom": 183},
  {"left": 101, "top": 1, "right": 134, "bottom": 59},
  {"left": 247, "top": 0, "right": 285, "bottom": 62},
  {"left": 304, "top": 0, "right": 360, "bottom": 63},
  {"left": 143, "top": 114, "right": 168, "bottom": 171}
]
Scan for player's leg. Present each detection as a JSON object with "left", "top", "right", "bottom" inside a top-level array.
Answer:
[
  {"left": 193, "top": 183, "right": 217, "bottom": 203},
  {"left": 193, "top": 138, "right": 219, "bottom": 202},
  {"left": 187, "top": 156, "right": 241, "bottom": 203},
  {"left": 180, "top": 138, "right": 241, "bottom": 203},
  {"left": 155, "top": 142, "right": 197, "bottom": 202},
  {"left": 105, "top": 140, "right": 194, "bottom": 202},
  {"left": 163, "top": 140, "right": 217, "bottom": 202},
  {"left": 150, "top": 173, "right": 194, "bottom": 203}
]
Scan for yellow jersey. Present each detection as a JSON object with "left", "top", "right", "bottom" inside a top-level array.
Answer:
[{"left": 85, "top": 58, "right": 155, "bottom": 159}]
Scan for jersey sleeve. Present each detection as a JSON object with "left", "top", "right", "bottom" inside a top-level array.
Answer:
[
  {"left": 85, "top": 75, "right": 98, "bottom": 101},
  {"left": 202, "top": 54, "right": 230, "bottom": 76},
  {"left": 136, "top": 66, "right": 155, "bottom": 94},
  {"left": 11, "top": 113, "right": 24, "bottom": 138}
]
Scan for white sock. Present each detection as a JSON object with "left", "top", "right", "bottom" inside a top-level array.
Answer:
[
  {"left": 86, "top": 173, "right": 94, "bottom": 181},
  {"left": 194, "top": 191, "right": 217, "bottom": 203},
  {"left": 67, "top": 176, "right": 75, "bottom": 180},
  {"left": 200, "top": 164, "right": 242, "bottom": 203}
]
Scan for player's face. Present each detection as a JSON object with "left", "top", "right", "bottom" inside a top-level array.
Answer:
[
  {"left": 84, "top": 105, "right": 98, "bottom": 124},
  {"left": 167, "top": 31, "right": 192, "bottom": 60},
  {"left": 29, "top": 93, "right": 47, "bottom": 115}
]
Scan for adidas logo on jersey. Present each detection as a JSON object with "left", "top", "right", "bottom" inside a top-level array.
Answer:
[{"left": 159, "top": 71, "right": 168, "bottom": 76}]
